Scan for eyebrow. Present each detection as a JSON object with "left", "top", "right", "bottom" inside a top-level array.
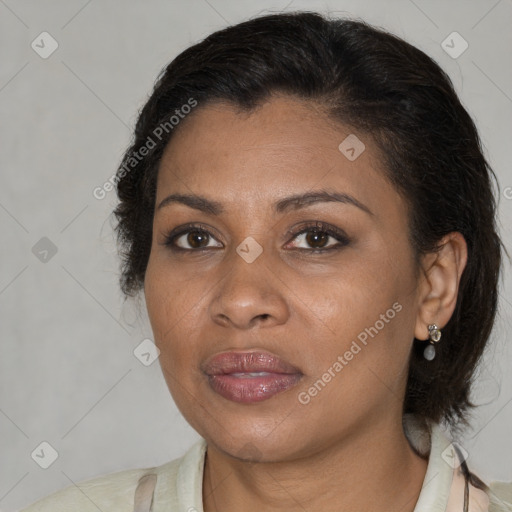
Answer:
[{"left": 156, "top": 189, "right": 374, "bottom": 216}]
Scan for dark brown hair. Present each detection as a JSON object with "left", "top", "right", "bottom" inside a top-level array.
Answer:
[{"left": 113, "top": 11, "right": 505, "bottom": 428}]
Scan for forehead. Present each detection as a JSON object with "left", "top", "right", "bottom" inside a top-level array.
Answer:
[
  {"left": 155, "top": 95, "right": 404, "bottom": 221},
  {"left": 160, "top": 95, "right": 352, "bottom": 167}
]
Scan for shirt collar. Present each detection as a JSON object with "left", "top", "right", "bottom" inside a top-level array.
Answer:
[
  {"left": 175, "top": 417, "right": 456, "bottom": 512},
  {"left": 408, "top": 419, "right": 454, "bottom": 512}
]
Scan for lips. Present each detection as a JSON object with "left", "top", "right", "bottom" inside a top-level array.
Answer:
[{"left": 202, "top": 351, "right": 303, "bottom": 403}]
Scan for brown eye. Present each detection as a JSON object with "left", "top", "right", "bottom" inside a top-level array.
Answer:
[
  {"left": 185, "top": 230, "right": 210, "bottom": 249},
  {"left": 285, "top": 221, "right": 351, "bottom": 252},
  {"left": 305, "top": 230, "right": 330, "bottom": 249},
  {"left": 163, "top": 224, "right": 223, "bottom": 251}
]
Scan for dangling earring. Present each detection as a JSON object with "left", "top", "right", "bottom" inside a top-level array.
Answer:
[{"left": 424, "top": 324, "right": 441, "bottom": 361}]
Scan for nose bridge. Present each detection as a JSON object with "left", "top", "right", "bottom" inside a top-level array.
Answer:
[{"left": 209, "top": 240, "right": 288, "bottom": 329}]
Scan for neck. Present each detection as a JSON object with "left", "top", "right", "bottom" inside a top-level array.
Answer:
[{"left": 202, "top": 415, "right": 428, "bottom": 512}]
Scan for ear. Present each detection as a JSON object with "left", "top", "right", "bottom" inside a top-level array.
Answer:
[{"left": 414, "top": 232, "right": 468, "bottom": 341}]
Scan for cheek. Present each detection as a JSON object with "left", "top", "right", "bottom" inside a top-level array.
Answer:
[
  {"left": 144, "top": 257, "right": 197, "bottom": 352},
  {"left": 298, "top": 247, "right": 415, "bottom": 376},
  {"left": 305, "top": 251, "right": 403, "bottom": 325},
  {"left": 144, "top": 256, "right": 222, "bottom": 389},
  {"left": 144, "top": 262, "right": 207, "bottom": 405}
]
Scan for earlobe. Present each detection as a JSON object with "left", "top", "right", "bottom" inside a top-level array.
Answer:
[{"left": 413, "top": 232, "right": 468, "bottom": 341}]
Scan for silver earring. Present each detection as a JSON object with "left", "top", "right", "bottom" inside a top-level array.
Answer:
[{"left": 424, "top": 324, "right": 441, "bottom": 361}]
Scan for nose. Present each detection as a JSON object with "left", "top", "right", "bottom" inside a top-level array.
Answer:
[{"left": 208, "top": 250, "right": 289, "bottom": 330}]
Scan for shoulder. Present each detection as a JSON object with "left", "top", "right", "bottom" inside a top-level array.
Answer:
[
  {"left": 488, "top": 481, "right": 512, "bottom": 512},
  {"left": 404, "top": 416, "right": 512, "bottom": 512},
  {"left": 20, "top": 440, "right": 205, "bottom": 512},
  {"left": 21, "top": 467, "right": 154, "bottom": 512}
]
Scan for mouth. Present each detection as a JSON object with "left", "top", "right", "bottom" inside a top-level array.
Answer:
[{"left": 201, "top": 350, "right": 303, "bottom": 403}]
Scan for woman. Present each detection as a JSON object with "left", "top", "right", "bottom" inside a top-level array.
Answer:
[{"left": 22, "top": 11, "right": 512, "bottom": 512}]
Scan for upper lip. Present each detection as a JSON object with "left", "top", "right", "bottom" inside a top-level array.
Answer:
[{"left": 202, "top": 350, "right": 302, "bottom": 376}]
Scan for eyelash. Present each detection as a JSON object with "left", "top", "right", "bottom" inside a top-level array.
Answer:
[{"left": 162, "top": 221, "right": 350, "bottom": 253}]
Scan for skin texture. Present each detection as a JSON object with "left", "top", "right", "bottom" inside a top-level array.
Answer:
[{"left": 144, "top": 95, "right": 468, "bottom": 512}]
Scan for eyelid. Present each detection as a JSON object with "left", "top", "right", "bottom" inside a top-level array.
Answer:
[
  {"left": 162, "top": 222, "right": 224, "bottom": 251},
  {"left": 283, "top": 221, "right": 351, "bottom": 250},
  {"left": 162, "top": 220, "right": 351, "bottom": 252}
]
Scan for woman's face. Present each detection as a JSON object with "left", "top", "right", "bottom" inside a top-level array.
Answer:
[{"left": 144, "top": 95, "right": 424, "bottom": 462}]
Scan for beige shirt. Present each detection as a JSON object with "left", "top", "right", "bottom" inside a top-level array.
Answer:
[{"left": 21, "top": 419, "right": 512, "bottom": 512}]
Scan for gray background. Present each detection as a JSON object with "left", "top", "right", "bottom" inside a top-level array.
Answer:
[{"left": 1, "top": 0, "right": 511, "bottom": 510}]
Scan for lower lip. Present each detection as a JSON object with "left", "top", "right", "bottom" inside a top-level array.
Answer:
[{"left": 207, "top": 373, "right": 302, "bottom": 403}]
